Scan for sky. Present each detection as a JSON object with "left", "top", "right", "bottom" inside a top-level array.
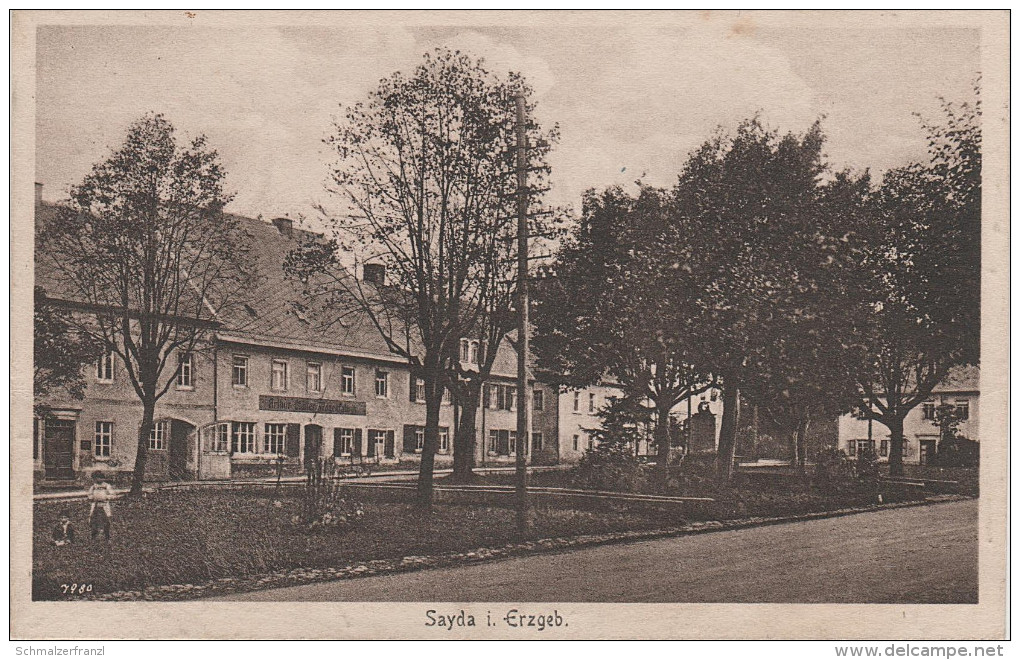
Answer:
[{"left": 35, "top": 17, "right": 980, "bottom": 222}]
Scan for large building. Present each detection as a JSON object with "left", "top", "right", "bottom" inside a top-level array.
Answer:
[
  {"left": 33, "top": 194, "right": 560, "bottom": 484},
  {"left": 837, "top": 365, "right": 980, "bottom": 465}
]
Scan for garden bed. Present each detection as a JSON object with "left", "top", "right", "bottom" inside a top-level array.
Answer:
[{"left": 31, "top": 478, "right": 948, "bottom": 601}]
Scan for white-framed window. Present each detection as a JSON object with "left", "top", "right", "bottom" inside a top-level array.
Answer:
[
  {"left": 337, "top": 428, "right": 354, "bottom": 456},
  {"left": 459, "top": 338, "right": 480, "bottom": 364},
  {"left": 533, "top": 388, "right": 544, "bottom": 412},
  {"left": 509, "top": 430, "right": 518, "bottom": 455},
  {"left": 488, "top": 429, "right": 499, "bottom": 454},
  {"left": 572, "top": 434, "right": 579, "bottom": 451},
  {"left": 306, "top": 362, "right": 322, "bottom": 393},
  {"left": 209, "top": 423, "right": 229, "bottom": 453},
  {"left": 573, "top": 391, "right": 580, "bottom": 413},
  {"left": 460, "top": 339, "right": 470, "bottom": 362},
  {"left": 341, "top": 366, "right": 355, "bottom": 396},
  {"left": 439, "top": 428, "right": 450, "bottom": 453},
  {"left": 532, "top": 432, "right": 543, "bottom": 451},
  {"left": 177, "top": 351, "right": 194, "bottom": 389},
  {"left": 415, "top": 427, "right": 425, "bottom": 453},
  {"left": 589, "top": 392, "right": 596, "bottom": 413},
  {"left": 469, "top": 341, "right": 479, "bottom": 364},
  {"left": 922, "top": 400, "right": 936, "bottom": 420},
  {"left": 271, "top": 359, "right": 289, "bottom": 391},
  {"left": 442, "top": 386, "right": 452, "bottom": 405},
  {"left": 94, "top": 421, "right": 112, "bottom": 458},
  {"left": 96, "top": 351, "right": 115, "bottom": 383},
  {"left": 231, "top": 421, "right": 256, "bottom": 453},
  {"left": 148, "top": 420, "right": 168, "bottom": 450},
  {"left": 487, "top": 384, "right": 498, "bottom": 410},
  {"left": 587, "top": 433, "right": 594, "bottom": 450},
  {"left": 375, "top": 370, "right": 389, "bottom": 398},
  {"left": 232, "top": 355, "right": 248, "bottom": 387},
  {"left": 955, "top": 399, "right": 970, "bottom": 420},
  {"left": 414, "top": 377, "right": 426, "bottom": 403},
  {"left": 370, "top": 429, "right": 387, "bottom": 455},
  {"left": 264, "top": 423, "right": 287, "bottom": 454}
]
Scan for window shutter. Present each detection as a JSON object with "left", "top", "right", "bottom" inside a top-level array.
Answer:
[
  {"left": 353, "top": 428, "right": 363, "bottom": 456},
  {"left": 385, "top": 430, "right": 395, "bottom": 458},
  {"left": 333, "top": 428, "right": 343, "bottom": 457},
  {"left": 498, "top": 430, "right": 509, "bottom": 455},
  {"left": 366, "top": 431, "right": 375, "bottom": 456},
  {"left": 285, "top": 424, "right": 301, "bottom": 457},
  {"left": 409, "top": 374, "right": 417, "bottom": 402},
  {"left": 403, "top": 425, "right": 417, "bottom": 453}
]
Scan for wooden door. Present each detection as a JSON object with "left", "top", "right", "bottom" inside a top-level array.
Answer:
[{"left": 44, "top": 419, "right": 75, "bottom": 479}]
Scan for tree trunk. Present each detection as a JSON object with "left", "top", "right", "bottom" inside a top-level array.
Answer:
[
  {"left": 716, "top": 384, "right": 740, "bottom": 482},
  {"left": 886, "top": 415, "right": 906, "bottom": 477},
  {"left": 451, "top": 382, "right": 480, "bottom": 484},
  {"left": 654, "top": 396, "right": 673, "bottom": 489},
  {"left": 129, "top": 395, "right": 156, "bottom": 496},
  {"left": 415, "top": 361, "right": 444, "bottom": 512},
  {"left": 788, "top": 431, "right": 799, "bottom": 467}
]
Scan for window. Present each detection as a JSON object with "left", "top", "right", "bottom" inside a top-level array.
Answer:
[
  {"left": 531, "top": 432, "right": 543, "bottom": 451},
  {"left": 271, "top": 359, "right": 289, "bottom": 391},
  {"left": 439, "top": 428, "right": 450, "bottom": 453},
  {"left": 231, "top": 421, "right": 256, "bottom": 453},
  {"left": 847, "top": 439, "right": 856, "bottom": 456},
  {"left": 922, "top": 400, "right": 936, "bottom": 420},
  {"left": 442, "top": 386, "right": 452, "bottom": 404},
  {"left": 96, "top": 351, "right": 114, "bottom": 383},
  {"left": 487, "top": 384, "right": 498, "bottom": 410},
  {"left": 148, "top": 421, "right": 167, "bottom": 450},
  {"left": 488, "top": 429, "right": 499, "bottom": 454},
  {"left": 414, "top": 377, "right": 426, "bottom": 403},
  {"left": 587, "top": 433, "right": 594, "bottom": 450},
  {"left": 589, "top": 392, "right": 596, "bottom": 413},
  {"left": 94, "top": 421, "right": 112, "bottom": 458},
  {"left": 341, "top": 366, "right": 355, "bottom": 396},
  {"left": 306, "top": 362, "right": 321, "bottom": 393},
  {"left": 459, "top": 338, "right": 480, "bottom": 364},
  {"left": 264, "top": 423, "right": 287, "bottom": 454},
  {"left": 232, "top": 355, "right": 248, "bottom": 387},
  {"left": 209, "top": 423, "right": 229, "bottom": 453},
  {"left": 533, "top": 388, "right": 544, "bottom": 412},
  {"left": 415, "top": 427, "right": 425, "bottom": 453},
  {"left": 506, "top": 387, "right": 516, "bottom": 411},
  {"left": 955, "top": 399, "right": 970, "bottom": 420},
  {"left": 573, "top": 391, "right": 580, "bottom": 412},
  {"left": 375, "top": 370, "right": 389, "bottom": 398},
  {"left": 509, "top": 430, "right": 518, "bottom": 454},
  {"left": 572, "top": 434, "right": 579, "bottom": 451},
  {"left": 177, "top": 352, "right": 194, "bottom": 389},
  {"left": 879, "top": 439, "right": 889, "bottom": 457},
  {"left": 370, "top": 429, "right": 387, "bottom": 455},
  {"left": 337, "top": 428, "right": 354, "bottom": 456}
]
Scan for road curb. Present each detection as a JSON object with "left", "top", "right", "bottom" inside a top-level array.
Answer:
[{"left": 85, "top": 494, "right": 973, "bottom": 602}]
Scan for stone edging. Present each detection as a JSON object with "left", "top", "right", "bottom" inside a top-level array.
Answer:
[{"left": 88, "top": 494, "right": 971, "bottom": 601}]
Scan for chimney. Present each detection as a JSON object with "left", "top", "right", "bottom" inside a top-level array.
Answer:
[
  {"left": 271, "top": 217, "right": 293, "bottom": 237},
  {"left": 363, "top": 263, "right": 386, "bottom": 286},
  {"left": 35, "top": 182, "right": 42, "bottom": 207}
]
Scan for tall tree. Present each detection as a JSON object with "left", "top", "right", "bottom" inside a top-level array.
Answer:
[
  {"left": 852, "top": 97, "right": 980, "bottom": 476},
  {"left": 43, "top": 113, "right": 254, "bottom": 495},
  {"left": 289, "top": 49, "right": 556, "bottom": 507},
  {"left": 533, "top": 185, "right": 715, "bottom": 488},
  {"left": 674, "top": 118, "right": 866, "bottom": 481}
]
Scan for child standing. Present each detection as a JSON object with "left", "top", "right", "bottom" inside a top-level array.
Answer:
[{"left": 87, "top": 472, "right": 115, "bottom": 541}]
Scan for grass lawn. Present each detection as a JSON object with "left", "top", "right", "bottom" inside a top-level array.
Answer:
[{"left": 33, "top": 488, "right": 678, "bottom": 600}]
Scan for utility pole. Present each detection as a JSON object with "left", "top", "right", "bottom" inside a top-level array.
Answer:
[{"left": 514, "top": 93, "right": 530, "bottom": 537}]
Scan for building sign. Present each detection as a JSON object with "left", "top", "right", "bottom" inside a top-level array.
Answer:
[{"left": 259, "top": 395, "right": 367, "bottom": 416}]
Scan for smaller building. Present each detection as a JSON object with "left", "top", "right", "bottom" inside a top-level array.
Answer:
[{"left": 837, "top": 365, "right": 980, "bottom": 465}]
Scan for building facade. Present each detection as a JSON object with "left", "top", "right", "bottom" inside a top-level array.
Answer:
[{"left": 837, "top": 365, "right": 980, "bottom": 465}]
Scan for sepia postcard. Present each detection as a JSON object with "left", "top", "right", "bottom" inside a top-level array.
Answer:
[{"left": 10, "top": 9, "right": 1009, "bottom": 641}]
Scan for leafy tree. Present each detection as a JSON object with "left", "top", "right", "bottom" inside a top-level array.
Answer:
[
  {"left": 43, "top": 113, "right": 254, "bottom": 495},
  {"left": 674, "top": 118, "right": 866, "bottom": 481},
  {"left": 289, "top": 49, "right": 556, "bottom": 507},
  {"left": 852, "top": 97, "right": 980, "bottom": 476},
  {"left": 33, "top": 286, "right": 104, "bottom": 408},
  {"left": 533, "top": 185, "right": 715, "bottom": 488}
]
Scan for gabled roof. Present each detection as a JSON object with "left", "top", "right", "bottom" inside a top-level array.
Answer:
[{"left": 934, "top": 364, "right": 980, "bottom": 393}]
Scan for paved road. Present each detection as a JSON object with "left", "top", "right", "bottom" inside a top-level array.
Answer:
[{"left": 216, "top": 500, "right": 977, "bottom": 604}]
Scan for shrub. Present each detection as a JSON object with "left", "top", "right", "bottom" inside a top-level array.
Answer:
[
  {"left": 812, "top": 448, "right": 859, "bottom": 495},
  {"left": 295, "top": 459, "right": 365, "bottom": 533},
  {"left": 571, "top": 439, "right": 649, "bottom": 493},
  {"left": 855, "top": 446, "right": 881, "bottom": 493}
]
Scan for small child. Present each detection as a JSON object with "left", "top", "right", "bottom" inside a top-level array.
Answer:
[
  {"left": 87, "top": 472, "right": 115, "bottom": 541},
  {"left": 50, "top": 512, "right": 76, "bottom": 546}
]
